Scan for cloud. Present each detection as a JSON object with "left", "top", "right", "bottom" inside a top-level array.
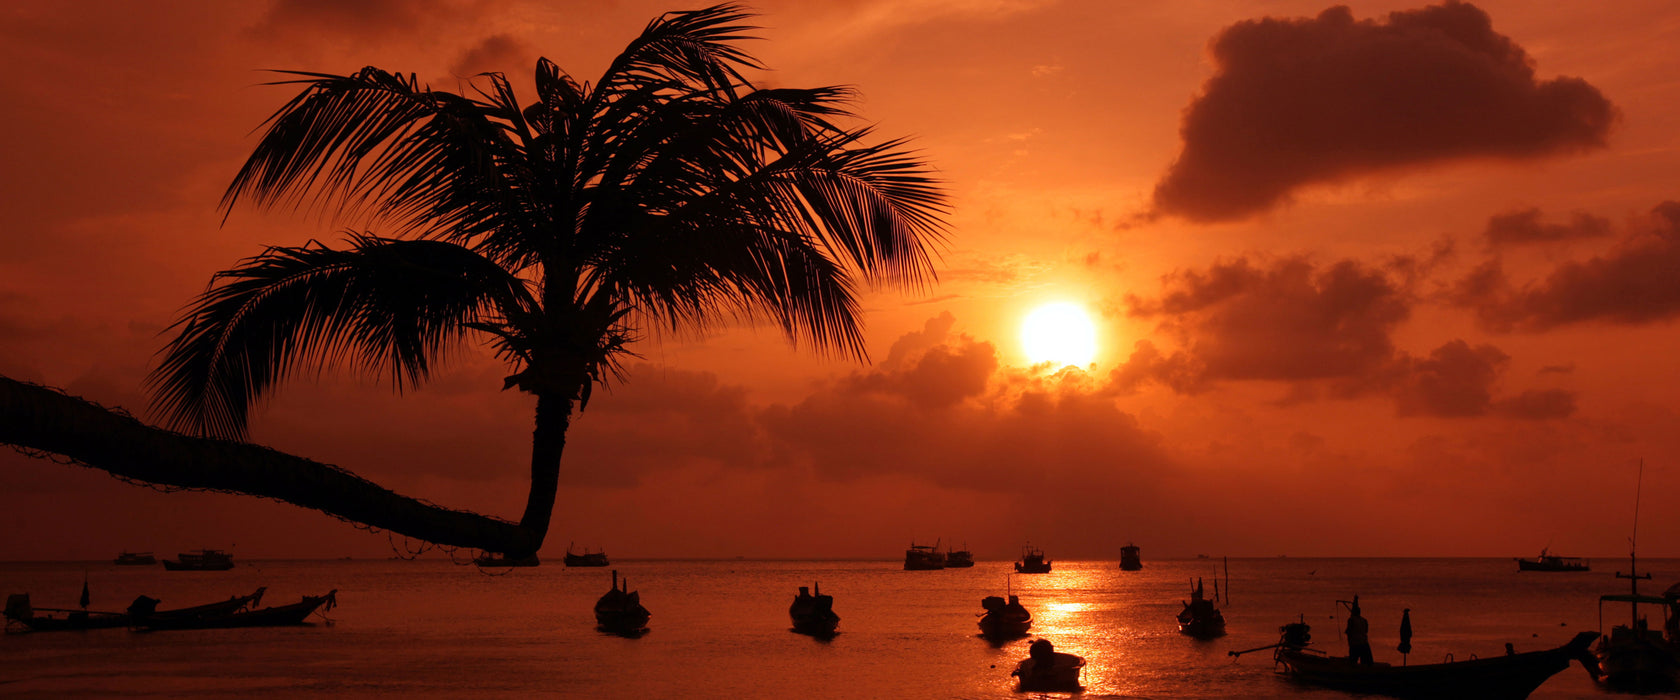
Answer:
[
  {"left": 1117, "top": 256, "right": 1574, "bottom": 419},
  {"left": 448, "top": 33, "right": 532, "bottom": 78},
  {"left": 1150, "top": 1, "right": 1616, "bottom": 222},
  {"left": 250, "top": 0, "right": 481, "bottom": 39},
  {"left": 1457, "top": 202, "right": 1680, "bottom": 330},
  {"left": 1484, "top": 207, "right": 1611, "bottom": 248}
]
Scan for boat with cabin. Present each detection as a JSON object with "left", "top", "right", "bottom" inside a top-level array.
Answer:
[
  {"left": 1595, "top": 553, "right": 1680, "bottom": 692},
  {"left": 1516, "top": 548, "right": 1589, "bottom": 572},
  {"left": 904, "top": 540, "right": 945, "bottom": 570},
  {"left": 944, "top": 544, "right": 974, "bottom": 568},
  {"left": 594, "top": 570, "right": 650, "bottom": 635},
  {"left": 113, "top": 551, "right": 156, "bottom": 566},
  {"left": 162, "top": 549, "right": 234, "bottom": 571},
  {"left": 1119, "top": 543, "right": 1142, "bottom": 571},
  {"left": 978, "top": 593, "right": 1033, "bottom": 639},
  {"left": 1014, "top": 543, "right": 1051, "bottom": 574},
  {"left": 564, "top": 543, "right": 609, "bottom": 567},
  {"left": 788, "top": 582, "right": 840, "bottom": 636}
]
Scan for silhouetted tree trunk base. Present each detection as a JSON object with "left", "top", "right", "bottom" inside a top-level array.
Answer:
[{"left": 0, "top": 375, "right": 540, "bottom": 557}]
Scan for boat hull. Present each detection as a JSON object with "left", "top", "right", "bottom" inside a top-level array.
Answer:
[
  {"left": 1013, "top": 652, "right": 1084, "bottom": 691},
  {"left": 1276, "top": 631, "right": 1598, "bottom": 700},
  {"left": 135, "top": 592, "right": 334, "bottom": 631},
  {"left": 1014, "top": 561, "right": 1051, "bottom": 574},
  {"left": 564, "top": 553, "right": 609, "bottom": 567},
  {"left": 978, "top": 614, "right": 1032, "bottom": 639}
]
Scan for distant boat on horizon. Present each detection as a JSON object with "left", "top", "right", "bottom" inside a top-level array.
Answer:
[
  {"left": 564, "top": 543, "right": 609, "bottom": 567},
  {"left": 1120, "top": 543, "right": 1142, "bottom": 571},
  {"left": 474, "top": 552, "right": 540, "bottom": 567},
  {"left": 904, "top": 540, "right": 945, "bottom": 570},
  {"left": 162, "top": 549, "right": 234, "bottom": 571},
  {"left": 1015, "top": 544, "right": 1051, "bottom": 574},
  {"left": 1517, "top": 548, "right": 1589, "bottom": 572},
  {"left": 945, "top": 543, "right": 974, "bottom": 568},
  {"left": 113, "top": 551, "right": 156, "bottom": 566}
]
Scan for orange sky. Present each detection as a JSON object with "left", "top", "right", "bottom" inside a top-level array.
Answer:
[{"left": 3, "top": 0, "right": 1680, "bottom": 560}]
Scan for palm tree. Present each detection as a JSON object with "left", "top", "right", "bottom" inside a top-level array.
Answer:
[{"left": 140, "top": 4, "right": 947, "bottom": 557}]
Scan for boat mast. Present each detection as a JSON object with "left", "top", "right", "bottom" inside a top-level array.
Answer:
[{"left": 1617, "top": 459, "right": 1651, "bottom": 629}]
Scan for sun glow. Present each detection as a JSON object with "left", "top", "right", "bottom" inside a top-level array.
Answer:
[{"left": 1020, "top": 302, "right": 1098, "bottom": 368}]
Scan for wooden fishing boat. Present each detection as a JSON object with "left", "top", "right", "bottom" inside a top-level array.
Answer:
[
  {"left": 1233, "top": 619, "right": 1599, "bottom": 700},
  {"left": 1014, "top": 544, "right": 1051, "bottom": 574},
  {"left": 563, "top": 543, "right": 609, "bottom": 567},
  {"left": 1012, "top": 638, "right": 1084, "bottom": 691},
  {"left": 903, "top": 540, "right": 945, "bottom": 570},
  {"left": 1177, "top": 578, "right": 1225, "bottom": 638},
  {"left": 944, "top": 545, "right": 974, "bottom": 568},
  {"left": 1119, "top": 543, "right": 1142, "bottom": 571},
  {"left": 1595, "top": 555, "right": 1680, "bottom": 691},
  {"left": 113, "top": 551, "right": 157, "bottom": 566},
  {"left": 594, "top": 570, "right": 650, "bottom": 634},
  {"left": 131, "top": 590, "right": 335, "bottom": 630},
  {"left": 162, "top": 549, "right": 234, "bottom": 571},
  {"left": 978, "top": 594, "right": 1032, "bottom": 639},
  {"left": 788, "top": 582, "right": 840, "bottom": 636},
  {"left": 1516, "top": 548, "right": 1588, "bottom": 572},
  {"left": 4, "top": 588, "right": 265, "bottom": 632}
]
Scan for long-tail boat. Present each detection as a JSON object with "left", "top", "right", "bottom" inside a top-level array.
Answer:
[
  {"left": 594, "top": 570, "right": 650, "bottom": 635},
  {"left": 3, "top": 587, "right": 265, "bottom": 632},
  {"left": 789, "top": 581, "right": 840, "bottom": 636},
  {"left": 130, "top": 590, "right": 335, "bottom": 630},
  {"left": 1231, "top": 619, "right": 1600, "bottom": 699}
]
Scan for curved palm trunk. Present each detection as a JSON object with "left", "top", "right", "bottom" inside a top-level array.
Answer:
[
  {"left": 0, "top": 375, "right": 539, "bottom": 554},
  {"left": 516, "top": 392, "right": 572, "bottom": 550}
]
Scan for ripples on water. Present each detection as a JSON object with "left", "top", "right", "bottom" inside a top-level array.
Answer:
[{"left": 1, "top": 558, "right": 1667, "bottom": 698}]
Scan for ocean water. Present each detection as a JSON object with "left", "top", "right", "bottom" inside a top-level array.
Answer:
[{"left": 1, "top": 557, "right": 1671, "bottom": 698}]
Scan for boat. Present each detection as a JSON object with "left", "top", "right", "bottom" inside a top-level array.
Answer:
[
  {"left": 594, "top": 570, "right": 650, "bottom": 635},
  {"left": 1232, "top": 619, "right": 1600, "bottom": 699},
  {"left": 162, "top": 549, "right": 235, "bottom": 571},
  {"left": 113, "top": 551, "right": 156, "bottom": 566},
  {"left": 1177, "top": 577, "right": 1226, "bottom": 638},
  {"left": 473, "top": 552, "right": 540, "bottom": 567},
  {"left": 1516, "top": 548, "right": 1589, "bottom": 572},
  {"left": 1593, "top": 459, "right": 1680, "bottom": 692},
  {"left": 4, "top": 588, "right": 265, "bottom": 632},
  {"left": 1595, "top": 554, "right": 1680, "bottom": 691},
  {"left": 131, "top": 590, "right": 334, "bottom": 630},
  {"left": 1012, "top": 638, "right": 1084, "bottom": 691},
  {"left": 978, "top": 594, "right": 1032, "bottom": 639},
  {"left": 1119, "top": 543, "right": 1142, "bottom": 571},
  {"left": 903, "top": 540, "right": 945, "bottom": 570},
  {"left": 944, "top": 544, "right": 974, "bottom": 568},
  {"left": 1014, "top": 543, "right": 1051, "bottom": 574},
  {"left": 788, "top": 582, "right": 840, "bottom": 636},
  {"left": 563, "top": 543, "right": 609, "bottom": 567}
]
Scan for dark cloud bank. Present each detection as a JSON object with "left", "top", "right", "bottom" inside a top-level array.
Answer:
[{"left": 1152, "top": 1, "right": 1616, "bottom": 222}]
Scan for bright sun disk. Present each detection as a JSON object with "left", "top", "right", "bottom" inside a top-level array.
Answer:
[{"left": 1021, "top": 302, "right": 1098, "bottom": 368}]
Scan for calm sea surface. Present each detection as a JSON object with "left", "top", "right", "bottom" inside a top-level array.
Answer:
[{"left": 2, "top": 557, "right": 1673, "bottom": 698}]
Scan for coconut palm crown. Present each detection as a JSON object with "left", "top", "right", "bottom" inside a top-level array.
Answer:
[{"left": 146, "top": 4, "right": 947, "bottom": 555}]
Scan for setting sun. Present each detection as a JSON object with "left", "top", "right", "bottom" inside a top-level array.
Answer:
[{"left": 1021, "top": 302, "right": 1098, "bottom": 368}]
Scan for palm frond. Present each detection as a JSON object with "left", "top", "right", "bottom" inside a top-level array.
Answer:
[{"left": 148, "top": 236, "right": 534, "bottom": 438}]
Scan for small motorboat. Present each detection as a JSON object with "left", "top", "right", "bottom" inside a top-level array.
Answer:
[
  {"left": 130, "top": 590, "right": 335, "bottom": 630},
  {"left": 1012, "top": 638, "right": 1085, "bottom": 692},
  {"left": 594, "top": 570, "right": 650, "bottom": 635},
  {"left": 1014, "top": 543, "right": 1051, "bottom": 574},
  {"left": 978, "top": 594, "right": 1032, "bottom": 639},
  {"left": 789, "top": 582, "right": 840, "bottom": 636}
]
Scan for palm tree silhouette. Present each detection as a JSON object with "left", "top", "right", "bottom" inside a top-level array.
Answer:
[{"left": 0, "top": 5, "right": 945, "bottom": 557}]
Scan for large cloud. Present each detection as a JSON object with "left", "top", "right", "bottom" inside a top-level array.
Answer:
[
  {"left": 1458, "top": 202, "right": 1680, "bottom": 330},
  {"left": 1151, "top": 1, "right": 1615, "bottom": 222},
  {"left": 1119, "top": 255, "right": 1574, "bottom": 419}
]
